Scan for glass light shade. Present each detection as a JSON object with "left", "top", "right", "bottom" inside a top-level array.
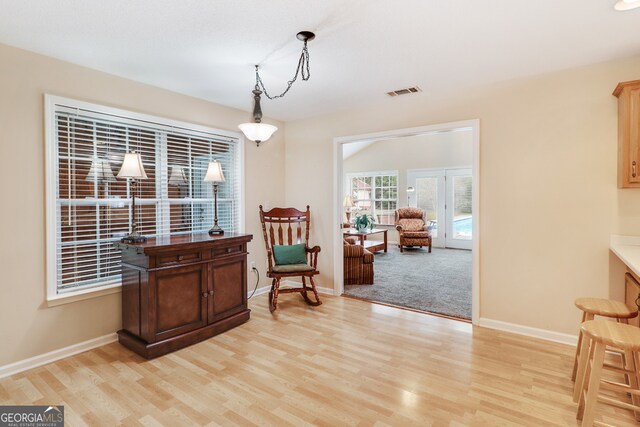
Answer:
[
  {"left": 204, "top": 160, "right": 225, "bottom": 183},
  {"left": 238, "top": 122, "right": 278, "bottom": 143},
  {"left": 86, "top": 158, "right": 116, "bottom": 183},
  {"left": 343, "top": 195, "right": 354, "bottom": 207},
  {"left": 168, "top": 166, "right": 188, "bottom": 186},
  {"left": 117, "top": 152, "right": 148, "bottom": 179},
  {"left": 615, "top": 0, "right": 640, "bottom": 10},
  {"left": 407, "top": 186, "right": 415, "bottom": 193}
]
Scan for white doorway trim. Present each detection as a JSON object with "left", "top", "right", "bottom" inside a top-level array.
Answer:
[{"left": 332, "top": 119, "right": 481, "bottom": 324}]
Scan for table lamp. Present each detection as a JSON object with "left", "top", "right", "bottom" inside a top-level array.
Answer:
[
  {"left": 343, "top": 195, "right": 354, "bottom": 224},
  {"left": 407, "top": 186, "right": 415, "bottom": 204},
  {"left": 86, "top": 158, "right": 116, "bottom": 184},
  {"left": 117, "top": 151, "right": 148, "bottom": 243},
  {"left": 204, "top": 160, "right": 225, "bottom": 235},
  {"left": 168, "top": 166, "right": 188, "bottom": 188}
]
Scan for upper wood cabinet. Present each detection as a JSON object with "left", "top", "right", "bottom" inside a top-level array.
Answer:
[{"left": 614, "top": 80, "right": 640, "bottom": 188}]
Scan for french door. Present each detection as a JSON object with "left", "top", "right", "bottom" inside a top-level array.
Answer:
[{"left": 407, "top": 168, "right": 472, "bottom": 250}]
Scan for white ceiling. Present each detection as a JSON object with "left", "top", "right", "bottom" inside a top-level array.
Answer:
[
  {"left": 1, "top": 1, "right": 639, "bottom": 121},
  {"left": 343, "top": 140, "right": 377, "bottom": 160}
]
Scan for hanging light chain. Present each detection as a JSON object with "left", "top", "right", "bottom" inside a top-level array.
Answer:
[{"left": 255, "top": 41, "right": 311, "bottom": 100}]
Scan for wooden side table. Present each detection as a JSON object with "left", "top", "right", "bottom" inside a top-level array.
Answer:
[{"left": 343, "top": 228, "right": 388, "bottom": 253}]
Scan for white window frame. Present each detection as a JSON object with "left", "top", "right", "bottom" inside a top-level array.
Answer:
[
  {"left": 44, "top": 95, "right": 245, "bottom": 305},
  {"left": 345, "top": 170, "right": 398, "bottom": 225}
]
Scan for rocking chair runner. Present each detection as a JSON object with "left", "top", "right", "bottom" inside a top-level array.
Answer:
[{"left": 259, "top": 205, "right": 322, "bottom": 312}]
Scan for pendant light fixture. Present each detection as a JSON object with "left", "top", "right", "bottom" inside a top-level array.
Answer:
[
  {"left": 615, "top": 0, "right": 640, "bottom": 10},
  {"left": 238, "top": 31, "right": 315, "bottom": 147}
]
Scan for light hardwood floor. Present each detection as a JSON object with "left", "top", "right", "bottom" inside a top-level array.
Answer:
[{"left": 1, "top": 294, "right": 638, "bottom": 426}]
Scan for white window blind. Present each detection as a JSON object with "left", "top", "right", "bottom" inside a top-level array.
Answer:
[{"left": 46, "top": 96, "right": 243, "bottom": 298}]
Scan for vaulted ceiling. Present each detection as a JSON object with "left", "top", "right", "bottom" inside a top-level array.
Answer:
[{"left": 1, "top": 1, "right": 639, "bottom": 121}]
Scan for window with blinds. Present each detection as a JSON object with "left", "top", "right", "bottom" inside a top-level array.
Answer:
[{"left": 45, "top": 96, "right": 243, "bottom": 299}]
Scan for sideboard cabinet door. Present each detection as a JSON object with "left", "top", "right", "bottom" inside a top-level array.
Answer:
[
  {"left": 209, "top": 255, "right": 247, "bottom": 322},
  {"left": 152, "top": 263, "right": 208, "bottom": 341}
]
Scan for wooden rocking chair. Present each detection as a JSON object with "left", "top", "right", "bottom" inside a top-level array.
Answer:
[{"left": 259, "top": 205, "right": 322, "bottom": 312}]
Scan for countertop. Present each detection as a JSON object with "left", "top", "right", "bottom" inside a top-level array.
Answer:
[{"left": 610, "top": 235, "right": 640, "bottom": 278}]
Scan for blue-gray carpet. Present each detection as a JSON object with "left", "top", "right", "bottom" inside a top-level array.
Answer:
[{"left": 344, "top": 246, "right": 472, "bottom": 319}]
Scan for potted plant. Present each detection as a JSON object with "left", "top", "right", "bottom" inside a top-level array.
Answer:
[{"left": 354, "top": 213, "right": 375, "bottom": 232}]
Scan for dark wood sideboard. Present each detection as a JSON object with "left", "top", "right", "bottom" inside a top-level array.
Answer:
[{"left": 115, "top": 233, "right": 253, "bottom": 359}]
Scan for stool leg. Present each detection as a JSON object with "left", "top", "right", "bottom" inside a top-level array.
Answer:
[
  {"left": 619, "top": 318, "right": 632, "bottom": 387},
  {"left": 635, "top": 352, "right": 640, "bottom": 421},
  {"left": 578, "top": 341, "right": 606, "bottom": 426},
  {"left": 629, "top": 350, "right": 640, "bottom": 422},
  {"left": 617, "top": 318, "right": 640, "bottom": 420},
  {"left": 572, "top": 312, "right": 588, "bottom": 381},
  {"left": 574, "top": 332, "right": 593, "bottom": 403}
]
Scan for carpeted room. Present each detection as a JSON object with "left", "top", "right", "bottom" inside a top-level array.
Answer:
[
  {"left": 344, "top": 246, "right": 472, "bottom": 319},
  {"left": 341, "top": 129, "right": 474, "bottom": 320}
]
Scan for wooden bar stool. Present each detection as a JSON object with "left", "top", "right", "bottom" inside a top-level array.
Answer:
[
  {"left": 572, "top": 298, "right": 638, "bottom": 382},
  {"left": 574, "top": 320, "right": 640, "bottom": 426}
]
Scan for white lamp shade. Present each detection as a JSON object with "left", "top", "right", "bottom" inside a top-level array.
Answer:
[
  {"left": 238, "top": 122, "right": 278, "bottom": 143},
  {"left": 343, "top": 195, "right": 354, "bottom": 207},
  {"left": 168, "top": 166, "right": 188, "bottom": 186},
  {"left": 86, "top": 158, "right": 116, "bottom": 183},
  {"left": 615, "top": 0, "right": 640, "bottom": 10},
  {"left": 117, "top": 152, "right": 148, "bottom": 179},
  {"left": 204, "top": 160, "right": 225, "bottom": 183}
]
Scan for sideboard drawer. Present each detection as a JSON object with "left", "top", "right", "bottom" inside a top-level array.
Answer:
[
  {"left": 212, "top": 244, "right": 244, "bottom": 258},
  {"left": 156, "top": 251, "right": 201, "bottom": 267}
]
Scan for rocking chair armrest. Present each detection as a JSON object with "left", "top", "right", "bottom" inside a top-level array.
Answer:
[
  {"left": 305, "top": 245, "right": 321, "bottom": 269},
  {"left": 305, "top": 245, "right": 321, "bottom": 254}
]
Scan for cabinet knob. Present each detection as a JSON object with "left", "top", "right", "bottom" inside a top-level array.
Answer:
[
  {"left": 178, "top": 255, "right": 184, "bottom": 261},
  {"left": 202, "top": 292, "right": 208, "bottom": 298},
  {"left": 209, "top": 290, "right": 214, "bottom": 296}
]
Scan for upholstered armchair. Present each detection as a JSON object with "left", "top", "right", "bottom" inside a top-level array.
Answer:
[
  {"left": 343, "top": 237, "right": 374, "bottom": 285},
  {"left": 395, "top": 207, "right": 432, "bottom": 253}
]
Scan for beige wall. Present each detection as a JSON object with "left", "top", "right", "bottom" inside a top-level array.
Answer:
[
  {"left": 3, "top": 42, "right": 640, "bottom": 367},
  {"left": 285, "top": 55, "right": 640, "bottom": 335},
  {"left": 343, "top": 131, "right": 473, "bottom": 241},
  {"left": 0, "top": 43, "right": 285, "bottom": 366}
]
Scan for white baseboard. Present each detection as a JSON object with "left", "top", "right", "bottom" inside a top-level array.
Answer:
[
  {"left": 0, "top": 333, "right": 118, "bottom": 379},
  {"left": 248, "top": 280, "right": 336, "bottom": 300},
  {"left": 3, "top": 281, "right": 336, "bottom": 379},
  {"left": 248, "top": 284, "right": 272, "bottom": 298},
  {"left": 478, "top": 318, "right": 577, "bottom": 346}
]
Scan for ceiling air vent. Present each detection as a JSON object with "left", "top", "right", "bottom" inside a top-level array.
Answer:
[{"left": 386, "top": 86, "right": 422, "bottom": 97}]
